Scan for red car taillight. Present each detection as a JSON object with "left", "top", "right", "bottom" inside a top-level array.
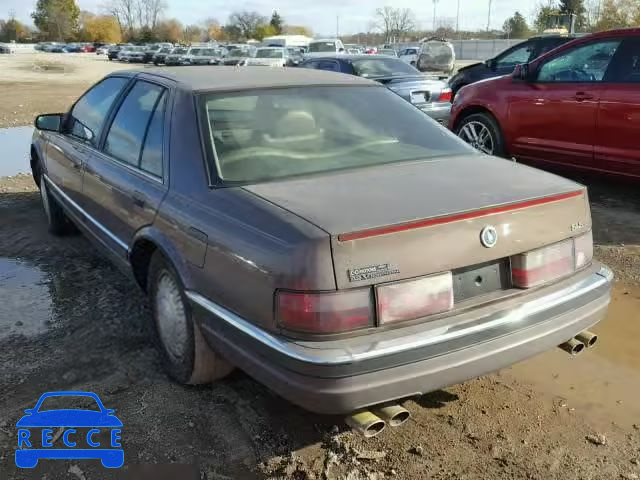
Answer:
[
  {"left": 511, "top": 231, "right": 593, "bottom": 288},
  {"left": 376, "top": 272, "right": 453, "bottom": 325},
  {"left": 438, "top": 88, "right": 453, "bottom": 103},
  {"left": 277, "top": 289, "right": 374, "bottom": 334}
]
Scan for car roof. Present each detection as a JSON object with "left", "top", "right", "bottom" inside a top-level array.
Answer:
[
  {"left": 119, "top": 66, "right": 376, "bottom": 92},
  {"left": 302, "top": 54, "right": 400, "bottom": 61}
]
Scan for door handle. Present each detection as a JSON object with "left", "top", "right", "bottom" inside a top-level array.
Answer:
[
  {"left": 132, "top": 191, "right": 145, "bottom": 208},
  {"left": 574, "top": 92, "right": 594, "bottom": 101}
]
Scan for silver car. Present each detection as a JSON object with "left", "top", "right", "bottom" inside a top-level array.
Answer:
[
  {"left": 118, "top": 46, "right": 146, "bottom": 63},
  {"left": 188, "top": 47, "right": 224, "bottom": 65},
  {"left": 164, "top": 47, "right": 190, "bottom": 66}
]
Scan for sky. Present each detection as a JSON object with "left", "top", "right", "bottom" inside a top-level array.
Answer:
[{"left": 3, "top": 0, "right": 538, "bottom": 36}]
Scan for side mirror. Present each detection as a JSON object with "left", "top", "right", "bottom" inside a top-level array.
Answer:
[
  {"left": 35, "top": 113, "right": 63, "bottom": 132},
  {"left": 24, "top": 409, "right": 34, "bottom": 414},
  {"left": 484, "top": 58, "right": 496, "bottom": 70},
  {"left": 512, "top": 63, "right": 530, "bottom": 81}
]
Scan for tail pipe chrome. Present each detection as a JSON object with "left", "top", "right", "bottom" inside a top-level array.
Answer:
[
  {"left": 372, "top": 405, "right": 411, "bottom": 427},
  {"left": 559, "top": 330, "right": 598, "bottom": 355},
  {"left": 345, "top": 411, "right": 386, "bottom": 438}
]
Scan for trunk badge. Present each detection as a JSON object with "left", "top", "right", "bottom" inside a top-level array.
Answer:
[{"left": 480, "top": 226, "right": 498, "bottom": 248}]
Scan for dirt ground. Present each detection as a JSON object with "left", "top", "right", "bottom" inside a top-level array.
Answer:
[{"left": 1, "top": 53, "right": 640, "bottom": 480}]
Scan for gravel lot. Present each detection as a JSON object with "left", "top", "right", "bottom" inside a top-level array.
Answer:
[{"left": 0, "top": 53, "right": 639, "bottom": 479}]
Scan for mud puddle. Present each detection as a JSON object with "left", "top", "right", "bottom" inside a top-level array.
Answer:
[
  {"left": 508, "top": 282, "right": 640, "bottom": 430},
  {"left": 0, "top": 126, "right": 32, "bottom": 177},
  {"left": 0, "top": 258, "right": 54, "bottom": 339}
]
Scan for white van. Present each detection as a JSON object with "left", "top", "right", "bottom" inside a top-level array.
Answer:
[
  {"left": 305, "top": 38, "right": 345, "bottom": 58},
  {"left": 262, "top": 35, "right": 312, "bottom": 49}
]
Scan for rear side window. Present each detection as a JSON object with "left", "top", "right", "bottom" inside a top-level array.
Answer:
[
  {"left": 68, "top": 77, "right": 128, "bottom": 145},
  {"left": 104, "top": 81, "right": 165, "bottom": 170},
  {"left": 605, "top": 38, "right": 640, "bottom": 82},
  {"left": 140, "top": 93, "right": 167, "bottom": 177}
]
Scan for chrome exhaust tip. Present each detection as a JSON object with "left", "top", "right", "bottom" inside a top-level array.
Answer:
[
  {"left": 559, "top": 338, "right": 586, "bottom": 356},
  {"left": 372, "top": 405, "right": 411, "bottom": 427},
  {"left": 345, "top": 411, "right": 386, "bottom": 438},
  {"left": 575, "top": 330, "right": 598, "bottom": 348}
]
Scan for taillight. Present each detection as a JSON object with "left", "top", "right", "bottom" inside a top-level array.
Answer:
[
  {"left": 574, "top": 230, "right": 593, "bottom": 269},
  {"left": 376, "top": 272, "right": 453, "bottom": 325},
  {"left": 511, "top": 231, "right": 593, "bottom": 288},
  {"left": 276, "top": 289, "right": 374, "bottom": 334},
  {"left": 438, "top": 88, "right": 453, "bottom": 103}
]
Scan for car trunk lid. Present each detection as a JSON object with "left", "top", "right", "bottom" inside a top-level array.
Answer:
[{"left": 243, "top": 155, "right": 590, "bottom": 289}]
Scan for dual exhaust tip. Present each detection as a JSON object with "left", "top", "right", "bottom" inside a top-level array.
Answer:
[
  {"left": 346, "top": 404, "right": 410, "bottom": 438},
  {"left": 559, "top": 330, "right": 598, "bottom": 356}
]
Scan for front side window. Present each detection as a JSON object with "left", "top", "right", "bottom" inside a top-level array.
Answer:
[
  {"left": 202, "top": 86, "right": 470, "bottom": 183},
  {"left": 104, "top": 81, "right": 164, "bottom": 167},
  {"left": 496, "top": 44, "right": 533, "bottom": 68},
  {"left": 68, "top": 77, "right": 128, "bottom": 145},
  {"left": 537, "top": 40, "right": 621, "bottom": 82},
  {"left": 309, "top": 42, "right": 336, "bottom": 53}
]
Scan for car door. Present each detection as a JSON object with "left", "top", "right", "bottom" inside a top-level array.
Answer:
[
  {"left": 507, "top": 38, "right": 622, "bottom": 171},
  {"left": 44, "top": 77, "right": 129, "bottom": 206},
  {"left": 81, "top": 79, "right": 170, "bottom": 258},
  {"left": 595, "top": 37, "right": 640, "bottom": 178},
  {"left": 316, "top": 60, "right": 342, "bottom": 72}
]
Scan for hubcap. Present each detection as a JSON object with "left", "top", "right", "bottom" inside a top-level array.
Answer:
[
  {"left": 155, "top": 271, "right": 189, "bottom": 362},
  {"left": 458, "top": 121, "right": 495, "bottom": 155},
  {"left": 40, "top": 180, "right": 51, "bottom": 222}
]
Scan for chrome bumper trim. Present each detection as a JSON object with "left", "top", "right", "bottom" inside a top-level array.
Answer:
[{"left": 186, "top": 265, "right": 611, "bottom": 367}]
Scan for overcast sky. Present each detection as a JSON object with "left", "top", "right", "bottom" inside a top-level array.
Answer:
[{"left": 4, "top": 0, "right": 538, "bottom": 36}]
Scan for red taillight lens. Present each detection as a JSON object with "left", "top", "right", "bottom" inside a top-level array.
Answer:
[
  {"left": 511, "top": 240, "right": 574, "bottom": 288},
  {"left": 376, "top": 272, "right": 453, "bottom": 325},
  {"left": 277, "top": 289, "right": 374, "bottom": 334},
  {"left": 438, "top": 89, "right": 453, "bottom": 103}
]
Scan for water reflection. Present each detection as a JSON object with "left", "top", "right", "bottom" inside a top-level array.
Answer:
[
  {"left": 0, "top": 257, "right": 54, "bottom": 339},
  {"left": 0, "top": 126, "right": 33, "bottom": 177}
]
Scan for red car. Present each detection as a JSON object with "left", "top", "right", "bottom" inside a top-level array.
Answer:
[
  {"left": 449, "top": 28, "right": 640, "bottom": 180},
  {"left": 82, "top": 44, "right": 96, "bottom": 53}
]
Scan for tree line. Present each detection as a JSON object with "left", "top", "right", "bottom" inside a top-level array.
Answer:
[{"left": 0, "top": 0, "right": 312, "bottom": 44}]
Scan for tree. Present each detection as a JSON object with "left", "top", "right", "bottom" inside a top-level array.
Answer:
[
  {"left": 269, "top": 11, "right": 283, "bottom": 34},
  {"left": 80, "top": 14, "right": 122, "bottom": 42},
  {"left": 104, "top": 0, "right": 166, "bottom": 41},
  {"left": 182, "top": 24, "right": 203, "bottom": 43},
  {"left": 594, "top": 0, "right": 640, "bottom": 31},
  {"left": 228, "top": 10, "right": 268, "bottom": 39},
  {"left": 503, "top": 11, "right": 530, "bottom": 38},
  {"left": 154, "top": 18, "right": 181, "bottom": 42},
  {"left": 559, "top": 0, "right": 587, "bottom": 28},
  {"left": 0, "top": 13, "right": 29, "bottom": 42},
  {"left": 282, "top": 25, "right": 313, "bottom": 37},
  {"left": 32, "top": 0, "right": 81, "bottom": 41},
  {"left": 255, "top": 24, "right": 277, "bottom": 40},
  {"left": 374, "top": 7, "right": 416, "bottom": 43}
]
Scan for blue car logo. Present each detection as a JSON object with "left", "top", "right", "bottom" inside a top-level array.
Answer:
[{"left": 15, "top": 391, "right": 123, "bottom": 468}]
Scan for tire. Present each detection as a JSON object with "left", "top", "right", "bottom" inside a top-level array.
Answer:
[
  {"left": 40, "top": 178, "right": 73, "bottom": 235},
  {"left": 148, "top": 252, "right": 234, "bottom": 384},
  {"left": 455, "top": 112, "right": 506, "bottom": 157}
]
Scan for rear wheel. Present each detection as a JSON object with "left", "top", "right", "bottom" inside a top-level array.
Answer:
[
  {"left": 455, "top": 112, "right": 505, "bottom": 157},
  {"left": 148, "top": 253, "right": 234, "bottom": 384}
]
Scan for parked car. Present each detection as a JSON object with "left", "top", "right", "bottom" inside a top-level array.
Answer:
[
  {"left": 245, "top": 47, "right": 301, "bottom": 67},
  {"left": 83, "top": 44, "right": 96, "bottom": 53},
  {"left": 164, "top": 47, "right": 190, "bottom": 66},
  {"left": 118, "top": 46, "right": 146, "bottom": 63},
  {"left": 398, "top": 47, "right": 419, "bottom": 65},
  {"left": 30, "top": 67, "right": 610, "bottom": 425},
  {"left": 187, "top": 47, "right": 224, "bottom": 65},
  {"left": 143, "top": 43, "right": 173, "bottom": 63},
  {"left": 448, "top": 35, "right": 578, "bottom": 97},
  {"left": 107, "top": 44, "right": 131, "bottom": 61},
  {"left": 416, "top": 38, "right": 456, "bottom": 76},
  {"left": 222, "top": 47, "right": 251, "bottom": 66},
  {"left": 306, "top": 38, "right": 345, "bottom": 57},
  {"left": 450, "top": 28, "right": 640, "bottom": 179},
  {"left": 152, "top": 46, "right": 173, "bottom": 65},
  {"left": 0, "top": 43, "right": 15, "bottom": 54},
  {"left": 96, "top": 44, "right": 113, "bottom": 55},
  {"left": 300, "top": 55, "right": 452, "bottom": 123}
]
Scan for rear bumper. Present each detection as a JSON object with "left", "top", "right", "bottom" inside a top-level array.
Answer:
[
  {"left": 418, "top": 102, "right": 451, "bottom": 124},
  {"left": 191, "top": 263, "right": 612, "bottom": 414}
]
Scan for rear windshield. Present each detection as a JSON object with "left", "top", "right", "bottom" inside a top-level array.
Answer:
[
  {"left": 201, "top": 86, "right": 469, "bottom": 183},
  {"left": 199, "top": 49, "right": 218, "bottom": 56},
  {"left": 309, "top": 42, "right": 336, "bottom": 53},
  {"left": 228, "top": 49, "right": 245, "bottom": 56},
  {"left": 256, "top": 49, "right": 283, "bottom": 58},
  {"left": 352, "top": 58, "right": 419, "bottom": 78}
]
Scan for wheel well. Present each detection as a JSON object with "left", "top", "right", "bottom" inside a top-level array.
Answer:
[
  {"left": 452, "top": 106, "right": 494, "bottom": 132},
  {"left": 130, "top": 239, "right": 158, "bottom": 292}
]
